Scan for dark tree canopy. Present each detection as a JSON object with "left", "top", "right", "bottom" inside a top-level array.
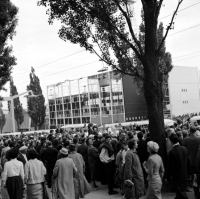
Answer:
[
  {"left": 27, "top": 67, "right": 46, "bottom": 130},
  {"left": 0, "top": 0, "right": 18, "bottom": 91},
  {"left": 8, "top": 79, "right": 24, "bottom": 131},
  {"left": 38, "top": 0, "right": 183, "bottom": 145}
]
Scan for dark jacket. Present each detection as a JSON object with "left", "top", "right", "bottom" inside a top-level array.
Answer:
[
  {"left": 183, "top": 134, "right": 200, "bottom": 168},
  {"left": 17, "top": 153, "right": 27, "bottom": 165},
  {"left": 77, "top": 143, "right": 88, "bottom": 164},
  {"left": 88, "top": 146, "right": 99, "bottom": 165},
  {"left": 40, "top": 147, "right": 58, "bottom": 171},
  {"left": 137, "top": 139, "right": 148, "bottom": 164},
  {"left": 168, "top": 144, "right": 188, "bottom": 182}
]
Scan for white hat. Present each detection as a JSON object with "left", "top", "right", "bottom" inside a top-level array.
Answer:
[
  {"left": 19, "top": 146, "right": 28, "bottom": 151},
  {"left": 60, "top": 148, "right": 68, "bottom": 155}
]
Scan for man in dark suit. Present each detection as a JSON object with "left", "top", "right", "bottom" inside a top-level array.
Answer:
[
  {"left": 168, "top": 133, "right": 189, "bottom": 199},
  {"left": 183, "top": 126, "right": 200, "bottom": 198},
  {"left": 17, "top": 146, "right": 28, "bottom": 166},
  {"left": 40, "top": 141, "right": 58, "bottom": 188}
]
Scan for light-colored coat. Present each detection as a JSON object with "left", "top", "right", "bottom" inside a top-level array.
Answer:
[
  {"left": 53, "top": 157, "right": 76, "bottom": 199},
  {"left": 124, "top": 149, "right": 145, "bottom": 198},
  {"left": 68, "top": 151, "right": 92, "bottom": 198}
]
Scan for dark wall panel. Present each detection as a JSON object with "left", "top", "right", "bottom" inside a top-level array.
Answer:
[{"left": 122, "top": 75, "right": 148, "bottom": 121}]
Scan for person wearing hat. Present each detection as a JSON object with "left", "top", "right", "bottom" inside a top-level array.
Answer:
[
  {"left": 99, "top": 135, "right": 118, "bottom": 195},
  {"left": 68, "top": 144, "right": 92, "bottom": 198},
  {"left": 52, "top": 148, "right": 77, "bottom": 199},
  {"left": 17, "top": 145, "right": 28, "bottom": 166},
  {"left": 142, "top": 141, "right": 165, "bottom": 199}
]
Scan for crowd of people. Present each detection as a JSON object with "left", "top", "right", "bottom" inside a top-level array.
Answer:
[{"left": 0, "top": 120, "right": 200, "bottom": 199}]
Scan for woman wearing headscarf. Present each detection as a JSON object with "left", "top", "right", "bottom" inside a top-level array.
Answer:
[
  {"left": 25, "top": 149, "right": 46, "bottom": 199},
  {"left": 143, "top": 141, "right": 165, "bottom": 199},
  {"left": 124, "top": 139, "right": 145, "bottom": 199},
  {"left": 1, "top": 148, "right": 24, "bottom": 199}
]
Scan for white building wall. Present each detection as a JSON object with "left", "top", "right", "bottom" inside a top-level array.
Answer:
[{"left": 168, "top": 66, "right": 200, "bottom": 116}]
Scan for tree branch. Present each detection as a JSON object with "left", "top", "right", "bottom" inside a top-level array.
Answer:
[
  {"left": 157, "top": 0, "right": 183, "bottom": 53},
  {"left": 113, "top": 0, "right": 144, "bottom": 56}
]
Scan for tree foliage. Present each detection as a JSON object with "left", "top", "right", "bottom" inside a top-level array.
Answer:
[
  {"left": 8, "top": 78, "right": 24, "bottom": 131},
  {"left": 27, "top": 67, "right": 46, "bottom": 130},
  {"left": 0, "top": 0, "right": 18, "bottom": 91},
  {"left": 133, "top": 12, "right": 173, "bottom": 94},
  {"left": 38, "top": 0, "right": 183, "bottom": 144}
]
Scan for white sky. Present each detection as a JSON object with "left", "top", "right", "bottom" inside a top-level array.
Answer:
[{"left": 1, "top": 0, "right": 200, "bottom": 110}]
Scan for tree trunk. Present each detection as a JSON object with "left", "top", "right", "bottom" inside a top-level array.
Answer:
[
  {"left": 142, "top": 1, "right": 165, "bottom": 143},
  {"left": 144, "top": 78, "right": 164, "bottom": 143},
  {"left": 16, "top": 120, "right": 20, "bottom": 132},
  {"left": 143, "top": 58, "right": 167, "bottom": 164}
]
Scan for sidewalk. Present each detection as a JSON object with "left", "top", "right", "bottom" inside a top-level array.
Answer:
[{"left": 85, "top": 184, "right": 196, "bottom": 199}]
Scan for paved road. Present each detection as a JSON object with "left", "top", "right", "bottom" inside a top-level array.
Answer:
[
  {"left": 85, "top": 183, "right": 196, "bottom": 199},
  {"left": 5, "top": 181, "right": 194, "bottom": 199}
]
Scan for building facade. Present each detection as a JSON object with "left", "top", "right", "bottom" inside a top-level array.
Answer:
[
  {"left": 168, "top": 66, "right": 200, "bottom": 116},
  {"left": 47, "top": 66, "right": 200, "bottom": 129},
  {"left": 47, "top": 71, "right": 148, "bottom": 129}
]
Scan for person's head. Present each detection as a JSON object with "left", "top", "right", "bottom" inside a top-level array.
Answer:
[
  {"left": 120, "top": 132, "right": 126, "bottom": 141},
  {"left": 53, "top": 139, "right": 59, "bottom": 146},
  {"left": 169, "top": 133, "right": 179, "bottom": 145},
  {"left": 4, "top": 140, "right": 8, "bottom": 147},
  {"left": 28, "top": 149, "right": 38, "bottom": 160},
  {"left": 9, "top": 148, "right": 19, "bottom": 159},
  {"left": 121, "top": 143, "right": 128, "bottom": 151},
  {"left": 86, "top": 138, "right": 93, "bottom": 146},
  {"left": 105, "top": 135, "right": 111, "bottom": 144},
  {"left": 46, "top": 141, "right": 52, "bottom": 148},
  {"left": 63, "top": 141, "right": 70, "bottom": 148},
  {"left": 60, "top": 148, "right": 69, "bottom": 158},
  {"left": 127, "top": 132, "right": 133, "bottom": 140},
  {"left": 73, "top": 137, "right": 79, "bottom": 144},
  {"left": 147, "top": 141, "right": 159, "bottom": 154},
  {"left": 176, "top": 131, "right": 183, "bottom": 140},
  {"left": 19, "top": 146, "right": 28, "bottom": 154},
  {"left": 137, "top": 132, "right": 143, "bottom": 140},
  {"left": 93, "top": 126, "right": 98, "bottom": 132},
  {"left": 128, "top": 139, "right": 138, "bottom": 150},
  {"left": 182, "top": 130, "right": 188, "bottom": 138},
  {"left": 166, "top": 128, "right": 175, "bottom": 138},
  {"left": 69, "top": 144, "right": 76, "bottom": 152},
  {"left": 9, "top": 141, "right": 15, "bottom": 148},
  {"left": 190, "top": 126, "right": 197, "bottom": 134},
  {"left": 30, "top": 140, "right": 36, "bottom": 148},
  {"left": 50, "top": 130, "right": 54, "bottom": 134}
]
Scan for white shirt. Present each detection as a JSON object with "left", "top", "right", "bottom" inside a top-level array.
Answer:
[
  {"left": 1, "top": 158, "right": 24, "bottom": 181},
  {"left": 100, "top": 148, "right": 114, "bottom": 163}
]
